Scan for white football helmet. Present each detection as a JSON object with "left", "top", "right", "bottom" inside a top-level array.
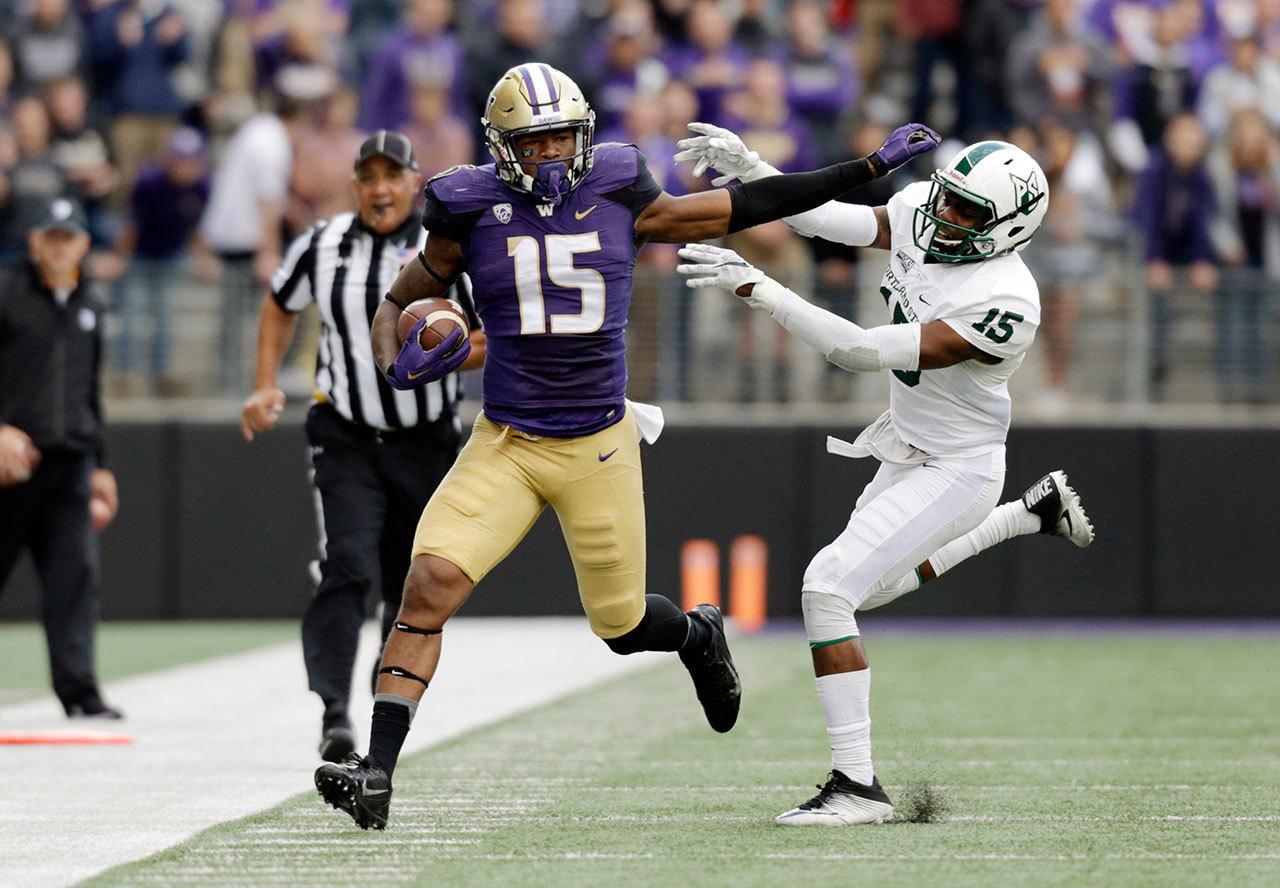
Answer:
[
  {"left": 481, "top": 63, "right": 595, "bottom": 200},
  {"left": 912, "top": 141, "right": 1049, "bottom": 262}
]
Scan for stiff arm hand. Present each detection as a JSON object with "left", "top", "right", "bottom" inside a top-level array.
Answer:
[{"left": 675, "top": 121, "right": 941, "bottom": 185}]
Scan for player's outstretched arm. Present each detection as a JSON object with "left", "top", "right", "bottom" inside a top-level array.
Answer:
[
  {"left": 674, "top": 122, "right": 890, "bottom": 247},
  {"left": 676, "top": 244, "right": 994, "bottom": 372},
  {"left": 372, "top": 233, "right": 466, "bottom": 378}
]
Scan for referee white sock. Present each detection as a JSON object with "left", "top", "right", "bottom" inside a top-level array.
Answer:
[
  {"left": 816, "top": 668, "right": 874, "bottom": 785},
  {"left": 928, "top": 501, "right": 1041, "bottom": 577}
]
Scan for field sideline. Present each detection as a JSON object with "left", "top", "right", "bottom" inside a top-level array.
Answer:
[{"left": 4, "top": 619, "right": 1273, "bottom": 887}]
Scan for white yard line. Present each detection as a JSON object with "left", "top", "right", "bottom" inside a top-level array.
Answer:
[{"left": 0, "top": 617, "right": 663, "bottom": 888}]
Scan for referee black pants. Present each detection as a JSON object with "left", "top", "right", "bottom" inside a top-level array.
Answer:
[
  {"left": 0, "top": 452, "right": 102, "bottom": 706},
  {"left": 302, "top": 403, "right": 460, "bottom": 718}
]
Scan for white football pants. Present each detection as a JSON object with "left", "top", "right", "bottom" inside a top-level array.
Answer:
[{"left": 803, "top": 447, "right": 1005, "bottom": 610}]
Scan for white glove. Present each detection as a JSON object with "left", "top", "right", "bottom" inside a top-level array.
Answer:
[
  {"left": 673, "top": 122, "right": 769, "bottom": 186},
  {"left": 676, "top": 243, "right": 778, "bottom": 308}
]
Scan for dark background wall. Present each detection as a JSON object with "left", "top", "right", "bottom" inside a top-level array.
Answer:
[{"left": 2, "top": 421, "right": 1273, "bottom": 620}]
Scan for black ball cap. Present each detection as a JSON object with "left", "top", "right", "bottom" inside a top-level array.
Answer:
[
  {"left": 355, "top": 130, "right": 419, "bottom": 171},
  {"left": 35, "top": 197, "right": 88, "bottom": 235}
]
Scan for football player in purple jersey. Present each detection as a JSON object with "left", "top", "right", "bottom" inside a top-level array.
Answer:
[{"left": 314, "top": 62, "right": 939, "bottom": 830}]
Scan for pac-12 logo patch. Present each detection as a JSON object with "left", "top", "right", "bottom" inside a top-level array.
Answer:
[
  {"left": 493, "top": 203, "right": 512, "bottom": 224},
  {"left": 896, "top": 249, "right": 916, "bottom": 273}
]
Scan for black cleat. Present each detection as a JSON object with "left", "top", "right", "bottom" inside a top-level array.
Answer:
[
  {"left": 1022, "top": 469, "right": 1095, "bottom": 547},
  {"left": 315, "top": 752, "right": 392, "bottom": 830},
  {"left": 318, "top": 725, "right": 357, "bottom": 763},
  {"left": 679, "top": 604, "right": 742, "bottom": 733}
]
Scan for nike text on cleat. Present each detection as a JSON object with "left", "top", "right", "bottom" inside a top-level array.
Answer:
[
  {"left": 314, "top": 752, "right": 392, "bottom": 830},
  {"left": 1021, "top": 469, "right": 1094, "bottom": 548},
  {"left": 679, "top": 604, "right": 742, "bottom": 733},
  {"left": 318, "top": 725, "right": 357, "bottom": 763},
  {"left": 775, "top": 770, "right": 895, "bottom": 826}
]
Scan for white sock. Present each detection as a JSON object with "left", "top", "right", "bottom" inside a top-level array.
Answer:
[
  {"left": 928, "top": 501, "right": 1040, "bottom": 577},
  {"left": 815, "top": 668, "right": 873, "bottom": 785}
]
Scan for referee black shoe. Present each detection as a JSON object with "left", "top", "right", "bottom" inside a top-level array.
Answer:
[
  {"left": 679, "top": 604, "right": 742, "bottom": 733},
  {"left": 315, "top": 752, "right": 392, "bottom": 830},
  {"left": 319, "top": 725, "right": 357, "bottom": 763},
  {"left": 63, "top": 692, "right": 124, "bottom": 720}
]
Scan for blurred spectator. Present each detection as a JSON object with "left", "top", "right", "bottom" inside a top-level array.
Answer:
[
  {"left": 720, "top": 60, "right": 820, "bottom": 175},
  {"left": 899, "top": 0, "right": 969, "bottom": 136},
  {"left": 664, "top": 0, "right": 751, "bottom": 126},
  {"left": 362, "top": 0, "right": 465, "bottom": 133},
  {"left": 1198, "top": 30, "right": 1280, "bottom": 142},
  {"left": 734, "top": 0, "right": 778, "bottom": 54},
  {"left": 45, "top": 76, "right": 119, "bottom": 246},
  {"left": 659, "top": 79, "right": 701, "bottom": 195},
  {"left": 108, "top": 127, "right": 210, "bottom": 392},
  {"left": 288, "top": 85, "right": 363, "bottom": 230},
  {"left": 0, "top": 41, "right": 13, "bottom": 117},
  {"left": 855, "top": 0, "right": 900, "bottom": 94},
  {"left": 0, "top": 97, "right": 67, "bottom": 259},
  {"left": 1209, "top": 109, "right": 1279, "bottom": 403},
  {"left": 1024, "top": 119, "right": 1114, "bottom": 410},
  {"left": 254, "top": 0, "right": 342, "bottom": 97},
  {"left": 201, "top": 90, "right": 315, "bottom": 393},
  {"left": 775, "top": 0, "right": 857, "bottom": 164},
  {"left": 346, "top": 0, "right": 401, "bottom": 81},
  {"left": 1134, "top": 112, "right": 1217, "bottom": 399},
  {"left": 1110, "top": 3, "right": 1198, "bottom": 172},
  {"left": 8, "top": 0, "right": 84, "bottom": 94},
  {"left": 89, "top": 1, "right": 191, "bottom": 198},
  {"left": 582, "top": 0, "right": 669, "bottom": 135},
  {"left": 963, "top": 0, "right": 1031, "bottom": 137},
  {"left": 1006, "top": 0, "right": 1109, "bottom": 133},
  {"left": 465, "top": 0, "right": 559, "bottom": 140},
  {"left": 721, "top": 60, "right": 818, "bottom": 403},
  {"left": 397, "top": 71, "right": 474, "bottom": 181}
]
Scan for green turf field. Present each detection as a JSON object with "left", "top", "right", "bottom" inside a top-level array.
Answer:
[
  {"left": 79, "top": 628, "right": 1280, "bottom": 888},
  {"left": 0, "top": 621, "right": 296, "bottom": 706}
]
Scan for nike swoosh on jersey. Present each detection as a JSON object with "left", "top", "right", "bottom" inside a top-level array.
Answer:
[
  {"left": 575, "top": 205, "right": 598, "bottom": 220},
  {"left": 598, "top": 448, "right": 619, "bottom": 462}
]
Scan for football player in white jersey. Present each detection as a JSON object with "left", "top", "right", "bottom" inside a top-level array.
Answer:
[{"left": 675, "top": 126, "right": 1095, "bottom": 826}]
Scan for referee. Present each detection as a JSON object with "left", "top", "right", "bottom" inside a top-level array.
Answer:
[{"left": 242, "top": 131, "right": 483, "bottom": 762}]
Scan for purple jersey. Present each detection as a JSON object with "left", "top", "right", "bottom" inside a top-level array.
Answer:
[{"left": 423, "top": 142, "right": 662, "bottom": 437}]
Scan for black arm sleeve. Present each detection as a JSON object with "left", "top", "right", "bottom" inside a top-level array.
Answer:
[
  {"left": 726, "top": 157, "right": 880, "bottom": 233},
  {"left": 603, "top": 151, "right": 663, "bottom": 216}
]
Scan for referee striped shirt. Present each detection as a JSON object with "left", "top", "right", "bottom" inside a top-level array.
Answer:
[{"left": 270, "top": 211, "right": 477, "bottom": 430}]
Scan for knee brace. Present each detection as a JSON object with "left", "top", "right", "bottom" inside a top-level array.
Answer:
[
  {"left": 603, "top": 594, "right": 688, "bottom": 655},
  {"left": 801, "top": 591, "right": 859, "bottom": 650}
]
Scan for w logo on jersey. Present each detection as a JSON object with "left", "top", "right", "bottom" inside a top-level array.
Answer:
[
  {"left": 493, "top": 203, "right": 512, "bottom": 224},
  {"left": 536, "top": 203, "right": 555, "bottom": 218}
]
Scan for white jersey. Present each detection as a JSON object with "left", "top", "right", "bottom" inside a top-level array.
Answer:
[{"left": 877, "top": 181, "right": 1040, "bottom": 457}]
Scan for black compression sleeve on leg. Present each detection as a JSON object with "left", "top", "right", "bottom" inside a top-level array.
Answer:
[
  {"left": 604, "top": 594, "right": 690, "bottom": 655},
  {"left": 726, "top": 157, "right": 880, "bottom": 233}
]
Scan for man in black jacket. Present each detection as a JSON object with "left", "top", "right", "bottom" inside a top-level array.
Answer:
[{"left": 0, "top": 196, "right": 122, "bottom": 719}]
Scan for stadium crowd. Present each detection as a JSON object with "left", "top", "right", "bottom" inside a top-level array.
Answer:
[{"left": 1, "top": 0, "right": 1277, "bottom": 405}]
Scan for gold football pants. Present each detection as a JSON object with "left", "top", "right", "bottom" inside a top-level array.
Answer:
[{"left": 412, "top": 411, "right": 646, "bottom": 639}]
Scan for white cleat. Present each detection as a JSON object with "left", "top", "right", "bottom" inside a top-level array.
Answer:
[
  {"left": 775, "top": 771, "right": 895, "bottom": 826},
  {"left": 1022, "top": 470, "right": 1095, "bottom": 548}
]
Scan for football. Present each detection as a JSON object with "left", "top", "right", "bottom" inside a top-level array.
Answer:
[{"left": 397, "top": 297, "right": 469, "bottom": 350}]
